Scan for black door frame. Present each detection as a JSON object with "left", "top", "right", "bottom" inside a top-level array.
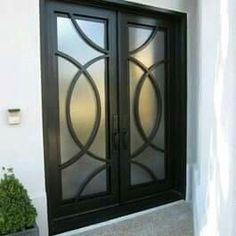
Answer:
[
  {"left": 41, "top": 0, "right": 120, "bottom": 218},
  {"left": 40, "top": 0, "right": 187, "bottom": 235}
]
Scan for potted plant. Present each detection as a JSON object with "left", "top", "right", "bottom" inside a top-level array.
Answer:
[{"left": 0, "top": 167, "right": 39, "bottom": 236}]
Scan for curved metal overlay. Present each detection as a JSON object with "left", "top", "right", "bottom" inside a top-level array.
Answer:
[
  {"left": 70, "top": 14, "right": 108, "bottom": 54},
  {"left": 75, "top": 164, "right": 107, "bottom": 200},
  {"left": 129, "top": 25, "right": 158, "bottom": 55},
  {"left": 131, "top": 160, "right": 158, "bottom": 182},
  {"left": 129, "top": 57, "right": 166, "bottom": 159},
  {"left": 128, "top": 25, "right": 167, "bottom": 184},
  {"left": 57, "top": 14, "right": 110, "bottom": 199},
  {"left": 57, "top": 52, "right": 109, "bottom": 170}
]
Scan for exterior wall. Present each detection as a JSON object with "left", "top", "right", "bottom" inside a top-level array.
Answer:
[
  {"left": 0, "top": 1, "right": 48, "bottom": 236},
  {"left": 0, "top": 0, "right": 193, "bottom": 235},
  {"left": 192, "top": 0, "right": 236, "bottom": 235}
]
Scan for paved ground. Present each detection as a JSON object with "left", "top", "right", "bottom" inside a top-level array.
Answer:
[{"left": 58, "top": 201, "right": 193, "bottom": 236}]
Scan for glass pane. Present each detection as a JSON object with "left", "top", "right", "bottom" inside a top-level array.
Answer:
[
  {"left": 139, "top": 76, "right": 157, "bottom": 137},
  {"left": 62, "top": 156, "right": 106, "bottom": 199},
  {"left": 129, "top": 62, "right": 145, "bottom": 154},
  {"left": 87, "top": 59, "right": 106, "bottom": 159},
  {"left": 131, "top": 163, "right": 152, "bottom": 185},
  {"left": 70, "top": 74, "right": 97, "bottom": 145},
  {"left": 81, "top": 169, "right": 107, "bottom": 196},
  {"left": 129, "top": 25, "right": 166, "bottom": 186},
  {"left": 57, "top": 16, "right": 103, "bottom": 65},
  {"left": 76, "top": 19, "right": 106, "bottom": 49},
  {"left": 57, "top": 16, "right": 108, "bottom": 200},
  {"left": 133, "top": 30, "right": 165, "bottom": 68},
  {"left": 131, "top": 147, "right": 165, "bottom": 185},
  {"left": 58, "top": 58, "right": 80, "bottom": 164},
  {"left": 129, "top": 26, "right": 153, "bottom": 52},
  {"left": 151, "top": 64, "right": 165, "bottom": 149}
]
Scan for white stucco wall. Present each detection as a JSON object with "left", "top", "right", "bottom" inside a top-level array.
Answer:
[
  {"left": 192, "top": 0, "right": 236, "bottom": 235},
  {"left": 0, "top": 0, "right": 194, "bottom": 235},
  {"left": 0, "top": 1, "right": 48, "bottom": 236}
]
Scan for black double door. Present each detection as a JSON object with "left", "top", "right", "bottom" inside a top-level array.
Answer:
[{"left": 43, "top": 1, "right": 186, "bottom": 234}]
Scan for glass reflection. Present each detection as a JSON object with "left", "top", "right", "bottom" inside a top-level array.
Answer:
[
  {"left": 129, "top": 26, "right": 153, "bottom": 52},
  {"left": 76, "top": 19, "right": 105, "bottom": 49},
  {"left": 58, "top": 57, "right": 80, "bottom": 164},
  {"left": 132, "top": 29, "right": 165, "bottom": 68},
  {"left": 129, "top": 25, "right": 166, "bottom": 186},
  {"left": 87, "top": 60, "right": 106, "bottom": 159},
  {"left": 70, "top": 74, "right": 97, "bottom": 145},
  {"left": 62, "top": 155, "right": 106, "bottom": 199},
  {"left": 57, "top": 16, "right": 107, "bottom": 199},
  {"left": 57, "top": 16, "right": 103, "bottom": 65}
]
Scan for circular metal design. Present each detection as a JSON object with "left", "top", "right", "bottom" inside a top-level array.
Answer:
[
  {"left": 57, "top": 15, "right": 111, "bottom": 199},
  {"left": 57, "top": 52, "right": 109, "bottom": 170},
  {"left": 57, "top": 53, "right": 109, "bottom": 198},
  {"left": 128, "top": 27, "right": 166, "bottom": 182},
  {"left": 129, "top": 57, "right": 166, "bottom": 160}
]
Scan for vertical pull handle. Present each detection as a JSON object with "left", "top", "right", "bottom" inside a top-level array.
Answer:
[
  {"left": 112, "top": 115, "right": 119, "bottom": 150},
  {"left": 122, "top": 130, "right": 128, "bottom": 149},
  {"left": 122, "top": 115, "right": 128, "bottom": 150},
  {"left": 113, "top": 132, "right": 119, "bottom": 150}
]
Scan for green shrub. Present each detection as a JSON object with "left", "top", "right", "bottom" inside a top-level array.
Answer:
[{"left": 0, "top": 167, "right": 37, "bottom": 235}]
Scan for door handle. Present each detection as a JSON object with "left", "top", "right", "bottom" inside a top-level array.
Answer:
[
  {"left": 122, "top": 130, "right": 128, "bottom": 150},
  {"left": 112, "top": 132, "right": 119, "bottom": 150},
  {"left": 121, "top": 115, "right": 128, "bottom": 150},
  {"left": 112, "top": 114, "right": 119, "bottom": 150}
]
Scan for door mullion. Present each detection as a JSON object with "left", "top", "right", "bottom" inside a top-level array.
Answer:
[{"left": 117, "top": 11, "right": 130, "bottom": 202}]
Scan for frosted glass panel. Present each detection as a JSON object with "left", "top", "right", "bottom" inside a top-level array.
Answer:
[
  {"left": 57, "top": 15, "right": 108, "bottom": 200},
  {"left": 133, "top": 30, "right": 165, "bottom": 68},
  {"left": 62, "top": 156, "right": 106, "bottom": 199},
  {"left": 129, "top": 25, "right": 166, "bottom": 186},
  {"left": 139, "top": 76, "right": 157, "bottom": 136},
  {"left": 129, "top": 26, "right": 153, "bottom": 52},
  {"left": 70, "top": 74, "right": 97, "bottom": 145},
  {"left": 87, "top": 60, "right": 106, "bottom": 158},
  {"left": 57, "top": 16, "right": 103, "bottom": 65},
  {"left": 131, "top": 163, "right": 152, "bottom": 185},
  {"left": 129, "top": 62, "right": 145, "bottom": 154},
  {"left": 151, "top": 64, "right": 165, "bottom": 149},
  {"left": 76, "top": 19, "right": 105, "bottom": 48},
  {"left": 58, "top": 58, "right": 80, "bottom": 163},
  {"left": 81, "top": 170, "right": 107, "bottom": 196},
  {"left": 131, "top": 148, "right": 165, "bottom": 185}
]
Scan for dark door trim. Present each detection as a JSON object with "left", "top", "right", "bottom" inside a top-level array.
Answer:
[{"left": 40, "top": 0, "right": 187, "bottom": 235}]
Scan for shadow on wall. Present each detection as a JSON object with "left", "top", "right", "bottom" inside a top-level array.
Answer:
[{"left": 193, "top": 0, "right": 236, "bottom": 235}]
